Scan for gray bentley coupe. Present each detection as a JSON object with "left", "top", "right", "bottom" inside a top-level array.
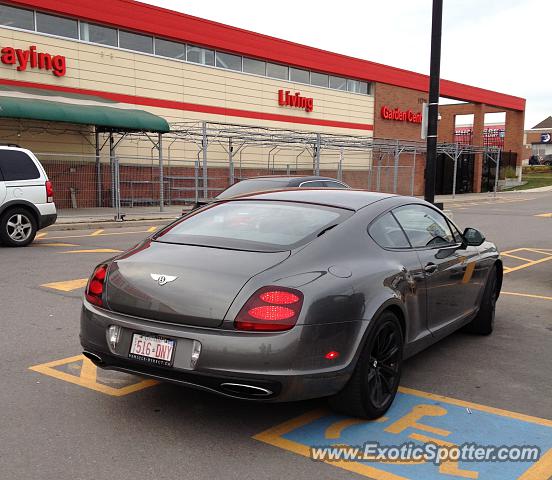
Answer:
[{"left": 80, "top": 189, "right": 501, "bottom": 418}]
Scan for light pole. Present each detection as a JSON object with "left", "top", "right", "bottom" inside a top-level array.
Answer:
[{"left": 424, "top": 0, "right": 443, "bottom": 204}]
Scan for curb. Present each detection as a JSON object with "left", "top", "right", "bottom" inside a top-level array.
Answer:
[{"left": 44, "top": 217, "right": 179, "bottom": 232}]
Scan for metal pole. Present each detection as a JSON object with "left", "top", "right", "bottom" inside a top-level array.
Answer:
[
  {"left": 228, "top": 138, "right": 234, "bottom": 185},
  {"left": 424, "top": 0, "right": 443, "bottom": 204},
  {"left": 376, "top": 155, "right": 382, "bottom": 192},
  {"left": 202, "top": 121, "right": 208, "bottom": 199},
  {"left": 393, "top": 141, "right": 400, "bottom": 194},
  {"left": 158, "top": 133, "right": 164, "bottom": 212},
  {"left": 95, "top": 128, "right": 102, "bottom": 208},
  {"left": 314, "top": 133, "right": 321, "bottom": 175},
  {"left": 194, "top": 161, "right": 199, "bottom": 204},
  {"left": 338, "top": 147, "right": 343, "bottom": 181},
  {"left": 114, "top": 154, "right": 122, "bottom": 221},
  {"left": 494, "top": 149, "right": 501, "bottom": 198},
  {"left": 286, "top": 164, "right": 290, "bottom": 175},
  {"left": 452, "top": 142, "right": 459, "bottom": 199},
  {"left": 411, "top": 149, "right": 417, "bottom": 196},
  {"left": 109, "top": 132, "right": 115, "bottom": 210}
]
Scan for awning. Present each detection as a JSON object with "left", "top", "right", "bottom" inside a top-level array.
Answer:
[{"left": 0, "top": 86, "right": 170, "bottom": 133}]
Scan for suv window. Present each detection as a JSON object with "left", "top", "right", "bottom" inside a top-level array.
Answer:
[
  {"left": 393, "top": 204, "right": 455, "bottom": 248},
  {"left": 0, "top": 151, "right": 40, "bottom": 181},
  {"left": 369, "top": 212, "right": 410, "bottom": 249}
]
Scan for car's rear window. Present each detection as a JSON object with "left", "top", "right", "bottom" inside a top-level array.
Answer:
[
  {"left": 0, "top": 150, "right": 40, "bottom": 181},
  {"left": 217, "top": 179, "right": 291, "bottom": 199},
  {"left": 155, "top": 200, "right": 352, "bottom": 252}
]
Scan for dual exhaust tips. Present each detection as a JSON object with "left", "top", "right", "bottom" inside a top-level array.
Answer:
[{"left": 82, "top": 351, "right": 273, "bottom": 397}]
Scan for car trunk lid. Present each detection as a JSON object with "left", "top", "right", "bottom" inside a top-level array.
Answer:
[{"left": 105, "top": 241, "right": 289, "bottom": 327}]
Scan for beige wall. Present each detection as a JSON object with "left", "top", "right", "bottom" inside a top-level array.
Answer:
[{"left": 0, "top": 27, "right": 374, "bottom": 168}]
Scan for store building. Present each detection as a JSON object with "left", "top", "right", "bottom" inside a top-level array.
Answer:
[
  {"left": 524, "top": 117, "right": 552, "bottom": 163},
  {"left": 0, "top": 0, "right": 526, "bottom": 207}
]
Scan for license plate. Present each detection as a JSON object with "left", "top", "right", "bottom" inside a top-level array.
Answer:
[{"left": 129, "top": 333, "right": 175, "bottom": 366}]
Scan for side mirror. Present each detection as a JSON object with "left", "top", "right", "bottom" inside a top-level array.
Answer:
[{"left": 463, "top": 227, "right": 485, "bottom": 247}]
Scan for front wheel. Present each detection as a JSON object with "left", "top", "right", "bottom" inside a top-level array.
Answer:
[
  {"left": 329, "top": 311, "right": 403, "bottom": 419},
  {"left": 0, "top": 208, "right": 37, "bottom": 247}
]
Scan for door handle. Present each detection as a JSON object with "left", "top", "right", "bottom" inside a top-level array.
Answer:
[{"left": 424, "top": 263, "right": 438, "bottom": 274}]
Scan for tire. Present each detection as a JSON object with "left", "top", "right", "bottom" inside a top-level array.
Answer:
[
  {"left": 462, "top": 265, "right": 498, "bottom": 335},
  {"left": 329, "top": 310, "right": 403, "bottom": 419},
  {"left": 0, "top": 208, "right": 38, "bottom": 247}
]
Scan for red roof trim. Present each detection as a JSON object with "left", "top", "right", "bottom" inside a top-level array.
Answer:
[
  {"left": 5, "top": 0, "right": 525, "bottom": 111},
  {"left": 0, "top": 78, "right": 374, "bottom": 131}
]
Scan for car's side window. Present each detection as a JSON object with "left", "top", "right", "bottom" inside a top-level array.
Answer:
[
  {"left": 393, "top": 204, "right": 455, "bottom": 248},
  {"left": 0, "top": 151, "right": 40, "bottom": 181},
  {"left": 299, "top": 181, "right": 326, "bottom": 188},
  {"left": 324, "top": 181, "right": 348, "bottom": 189},
  {"left": 368, "top": 212, "right": 411, "bottom": 249}
]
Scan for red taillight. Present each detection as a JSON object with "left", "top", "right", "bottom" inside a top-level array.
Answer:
[
  {"left": 234, "top": 286, "right": 303, "bottom": 332},
  {"left": 85, "top": 264, "right": 108, "bottom": 307},
  {"left": 45, "top": 180, "right": 54, "bottom": 203}
]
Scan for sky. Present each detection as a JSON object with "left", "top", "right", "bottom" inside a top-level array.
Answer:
[{"left": 143, "top": 0, "right": 548, "bottom": 129}]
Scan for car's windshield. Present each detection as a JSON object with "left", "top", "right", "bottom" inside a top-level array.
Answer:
[
  {"left": 155, "top": 200, "right": 352, "bottom": 252},
  {"left": 217, "top": 179, "right": 292, "bottom": 199}
]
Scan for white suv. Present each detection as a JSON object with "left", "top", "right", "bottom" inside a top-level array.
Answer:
[{"left": 0, "top": 145, "right": 57, "bottom": 247}]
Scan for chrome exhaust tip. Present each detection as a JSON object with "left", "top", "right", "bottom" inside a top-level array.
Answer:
[
  {"left": 219, "top": 382, "right": 273, "bottom": 397},
  {"left": 83, "top": 351, "right": 104, "bottom": 366}
]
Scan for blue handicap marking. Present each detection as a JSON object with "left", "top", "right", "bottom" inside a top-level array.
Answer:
[{"left": 254, "top": 387, "right": 552, "bottom": 480}]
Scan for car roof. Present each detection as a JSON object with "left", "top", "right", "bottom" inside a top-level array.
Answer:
[{"left": 224, "top": 188, "right": 396, "bottom": 211}]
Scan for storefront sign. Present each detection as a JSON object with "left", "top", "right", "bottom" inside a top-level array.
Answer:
[
  {"left": 381, "top": 105, "right": 422, "bottom": 124},
  {"left": 541, "top": 133, "right": 551, "bottom": 143},
  {"left": 0, "top": 45, "right": 66, "bottom": 77},
  {"left": 278, "top": 90, "right": 313, "bottom": 112}
]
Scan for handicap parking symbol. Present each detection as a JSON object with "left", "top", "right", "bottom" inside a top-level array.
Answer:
[{"left": 255, "top": 387, "right": 552, "bottom": 480}]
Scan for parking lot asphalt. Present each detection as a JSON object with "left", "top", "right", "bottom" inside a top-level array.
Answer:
[{"left": 1, "top": 191, "right": 551, "bottom": 480}]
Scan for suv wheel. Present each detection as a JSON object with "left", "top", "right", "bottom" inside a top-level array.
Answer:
[{"left": 0, "top": 208, "right": 37, "bottom": 247}]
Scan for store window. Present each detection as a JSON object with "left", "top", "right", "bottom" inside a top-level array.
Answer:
[
  {"left": 311, "top": 72, "right": 329, "bottom": 88},
  {"left": 119, "top": 30, "right": 153, "bottom": 54},
  {"left": 266, "top": 62, "right": 288, "bottom": 80},
  {"left": 290, "top": 67, "right": 310, "bottom": 84},
  {"left": 155, "top": 38, "right": 186, "bottom": 60},
  {"left": 0, "top": 4, "right": 35, "bottom": 30},
  {"left": 329, "top": 75, "right": 348, "bottom": 91},
  {"left": 36, "top": 12, "right": 78, "bottom": 39},
  {"left": 215, "top": 51, "right": 242, "bottom": 71},
  {"left": 80, "top": 22, "right": 118, "bottom": 47},
  {"left": 347, "top": 79, "right": 370, "bottom": 95},
  {"left": 187, "top": 45, "right": 215, "bottom": 66},
  {"left": 243, "top": 57, "right": 266, "bottom": 76}
]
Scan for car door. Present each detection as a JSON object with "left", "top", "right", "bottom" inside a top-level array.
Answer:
[
  {"left": 0, "top": 168, "right": 6, "bottom": 205},
  {"left": 393, "top": 204, "right": 481, "bottom": 335},
  {"left": 0, "top": 150, "right": 44, "bottom": 204}
]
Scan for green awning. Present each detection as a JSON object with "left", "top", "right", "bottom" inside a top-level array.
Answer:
[{"left": 0, "top": 89, "right": 170, "bottom": 133}]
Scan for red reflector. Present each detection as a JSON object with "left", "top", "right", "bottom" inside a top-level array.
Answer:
[
  {"left": 248, "top": 305, "right": 295, "bottom": 321},
  {"left": 259, "top": 291, "right": 300, "bottom": 305},
  {"left": 325, "top": 351, "right": 340, "bottom": 360}
]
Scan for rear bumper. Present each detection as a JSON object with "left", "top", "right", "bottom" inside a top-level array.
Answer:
[
  {"left": 36, "top": 202, "right": 57, "bottom": 229},
  {"left": 80, "top": 301, "right": 365, "bottom": 402}
]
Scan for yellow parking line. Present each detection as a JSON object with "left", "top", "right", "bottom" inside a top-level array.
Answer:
[
  {"left": 502, "top": 291, "right": 552, "bottom": 302},
  {"left": 42, "top": 230, "right": 151, "bottom": 240},
  {"left": 535, "top": 213, "right": 552, "bottom": 218},
  {"left": 90, "top": 229, "right": 104, "bottom": 236},
  {"left": 34, "top": 242, "right": 79, "bottom": 247},
  {"left": 41, "top": 278, "right": 88, "bottom": 292},
  {"left": 60, "top": 248, "right": 122, "bottom": 254},
  {"left": 501, "top": 253, "right": 535, "bottom": 262},
  {"left": 518, "top": 448, "right": 552, "bottom": 480},
  {"left": 36, "top": 232, "right": 48, "bottom": 239},
  {"left": 524, "top": 248, "right": 552, "bottom": 256},
  {"left": 504, "top": 255, "right": 552, "bottom": 274},
  {"left": 147, "top": 226, "right": 157, "bottom": 232}
]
